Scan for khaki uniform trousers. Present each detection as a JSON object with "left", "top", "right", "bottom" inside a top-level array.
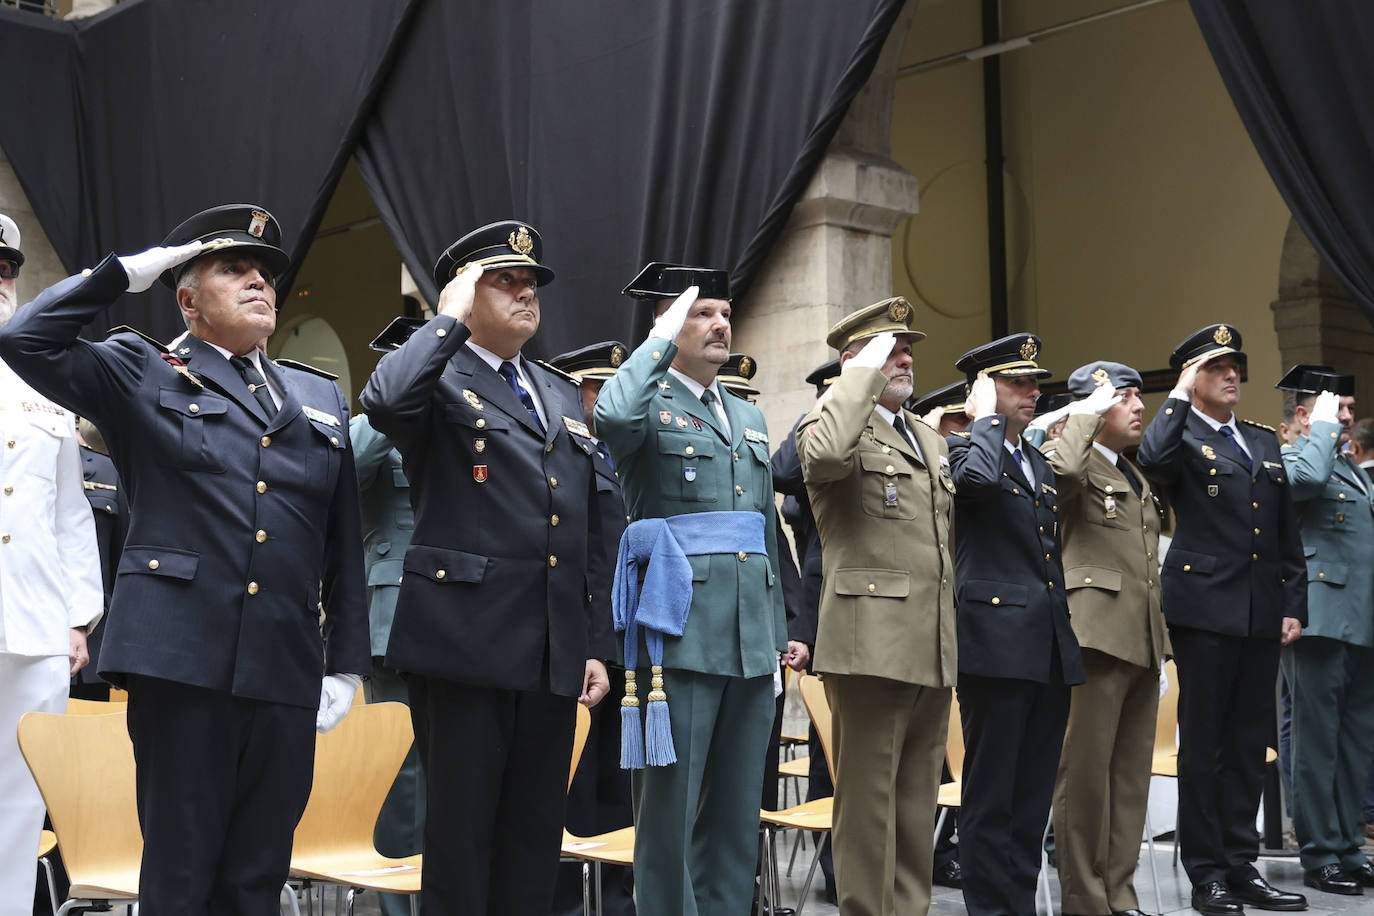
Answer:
[
  {"left": 1052, "top": 648, "right": 1159, "bottom": 915},
  {"left": 825, "top": 674, "right": 950, "bottom": 916}
]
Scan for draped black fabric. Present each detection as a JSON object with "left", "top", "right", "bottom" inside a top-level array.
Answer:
[
  {"left": 0, "top": 0, "right": 418, "bottom": 340},
  {"left": 1190, "top": 1, "right": 1374, "bottom": 322},
  {"left": 357, "top": 0, "right": 906, "bottom": 355}
]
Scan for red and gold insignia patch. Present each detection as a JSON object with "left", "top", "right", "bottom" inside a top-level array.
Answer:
[{"left": 473, "top": 465, "right": 488, "bottom": 483}]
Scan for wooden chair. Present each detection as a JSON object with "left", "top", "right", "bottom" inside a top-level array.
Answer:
[
  {"left": 288, "top": 701, "right": 421, "bottom": 915},
  {"left": 935, "top": 693, "right": 963, "bottom": 840},
  {"left": 65, "top": 697, "right": 127, "bottom": 715},
  {"left": 38, "top": 829, "right": 59, "bottom": 916},
  {"left": 18, "top": 710, "right": 141, "bottom": 915},
  {"left": 561, "top": 703, "right": 636, "bottom": 916}
]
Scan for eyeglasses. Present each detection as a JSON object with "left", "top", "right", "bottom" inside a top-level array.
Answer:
[{"left": 0, "top": 261, "right": 18, "bottom": 281}]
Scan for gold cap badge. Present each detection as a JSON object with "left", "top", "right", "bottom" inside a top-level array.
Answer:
[
  {"left": 887, "top": 299, "right": 911, "bottom": 323},
  {"left": 1091, "top": 368, "right": 1110, "bottom": 387},
  {"left": 248, "top": 210, "right": 269, "bottom": 239},
  {"left": 1019, "top": 337, "right": 1038, "bottom": 361},
  {"left": 610, "top": 345, "right": 626, "bottom": 367},
  {"left": 738, "top": 356, "right": 755, "bottom": 379},
  {"left": 1213, "top": 325, "right": 1233, "bottom": 346},
  {"left": 508, "top": 226, "right": 534, "bottom": 256}
]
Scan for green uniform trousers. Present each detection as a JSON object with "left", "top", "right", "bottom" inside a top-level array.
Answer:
[{"left": 631, "top": 669, "right": 775, "bottom": 916}]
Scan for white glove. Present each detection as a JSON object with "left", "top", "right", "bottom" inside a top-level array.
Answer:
[
  {"left": 117, "top": 241, "right": 204, "bottom": 293},
  {"left": 963, "top": 372, "right": 998, "bottom": 421},
  {"left": 1310, "top": 390, "right": 1340, "bottom": 427},
  {"left": 841, "top": 332, "right": 895, "bottom": 373},
  {"left": 1158, "top": 665, "right": 1170, "bottom": 700},
  {"left": 1028, "top": 402, "right": 1071, "bottom": 433},
  {"left": 1068, "top": 384, "right": 1122, "bottom": 417},
  {"left": 316, "top": 673, "right": 363, "bottom": 734},
  {"left": 649, "top": 285, "right": 699, "bottom": 341}
]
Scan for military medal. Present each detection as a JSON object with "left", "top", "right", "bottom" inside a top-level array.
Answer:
[
  {"left": 473, "top": 465, "right": 488, "bottom": 483},
  {"left": 684, "top": 466, "right": 697, "bottom": 482},
  {"left": 676, "top": 417, "right": 689, "bottom": 428},
  {"left": 463, "top": 389, "right": 484, "bottom": 410},
  {"left": 690, "top": 418, "right": 702, "bottom": 430},
  {"left": 1207, "top": 484, "right": 1219, "bottom": 497},
  {"left": 884, "top": 481, "right": 899, "bottom": 507},
  {"left": 1104, "top": 494, "right": 1117, "bottom": 519},
  {"left": 474, "top": 438, "right": 486, "bottom": 453},
  {"left": 659, "top": 411, "right": 673, "bottom": 425},
  {"left": 1201, "top": 444, "right": 1216, "bottom": 460}
]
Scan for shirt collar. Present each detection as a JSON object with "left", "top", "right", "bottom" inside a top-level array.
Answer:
[
  {"left": 466, "top": 341, "right": 523, "bottom": 376},
  {"left": 667, "top": 367, "right": 724, "bottom": 404},
  {"left": 1190, "top": 404, "right": 1238, "bottom": 434},
  {"left": 1092, "top": 440, "right": 1121, "bottom": 464},
  {"left": 204, "top": 340, "right": 265, "bottom": 375},
  {"left": 874, "top": 404, "right": 901, "bottom": 427}
]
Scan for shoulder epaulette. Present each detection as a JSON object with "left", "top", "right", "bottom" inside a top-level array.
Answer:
[
  {"left": 532, "top": 359, "right": 580, "bottom": 386},
  {"left": 274, "top": 358, "right": 339, "bottom": 381},
  {"left": 105, "top": 325, "right": 167, "bottom": 350},
  {"left": 1240, "top": 418, "right": 1276, "bottom": 433},
  {"left": 950, "top": 430, "right": 971, "bottom": 438}
]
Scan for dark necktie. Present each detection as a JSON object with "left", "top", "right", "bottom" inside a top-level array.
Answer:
[
  {"left": 229, "top": 355, "right": 277, "bottom": 419},
  {"left": 1218, "top": 425, "right": 1252, "bottom": 472},
  {"left": 498, "top": 360, "right": 544, "bottom": 434},
  {"left": 1013, "top": 447, "right": 1033, "bottom": 487},
  {"left": 595, "top": 440, "right": 615, "bottom": 471},
  {"left": 700, "top": 388, "right": 721, "bottom": 426},
  {"left": 892, "top": 414, "right": 913, "bottom": 450},
  {"left": 1117, "top": 455, "right": 1143, "bottom": 499}
]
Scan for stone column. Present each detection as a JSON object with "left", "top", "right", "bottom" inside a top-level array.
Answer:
[
  {"left": 733, "top": 0, "right": 920, "bottom": 441},
  {"left": 1270, "top": 217, "right": 1374, "bottom": 413}
]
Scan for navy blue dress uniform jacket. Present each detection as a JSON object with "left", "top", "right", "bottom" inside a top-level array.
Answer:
[
  {"left": 75, "top": 444, "right": 127, "bottom": 685},
  {"left": 1136, "top": 400, "right": 1307, "bottom": 635},
  {"left": 359, "top": 316, "right": 613, "bottom": 698},
  {"left": 770, "top": 417, "right": 820, "bottom": 647},
  {"left": 0, "top": 255, "right": 371, "bottom": 708},
  {"left": 947, "top": 416, "right": 1085, "bottom": 684}
]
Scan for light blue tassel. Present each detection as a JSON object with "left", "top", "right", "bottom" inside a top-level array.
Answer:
[
  {"left": 620, "top": 670, "right": 644, "bottom": 769},
  {"left": 644, "top": 665, "right": 677, "bottom": 766}
]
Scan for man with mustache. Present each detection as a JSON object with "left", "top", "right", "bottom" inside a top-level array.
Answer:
[
  {"left": 1136, "top": 325, "right": 1306, "bottom": 915},
  {"left": 361, "top": 221, "right": 611, "bottom": 915},
  {"left": 593, "top": 263, "right": 788, "bottom": 915},
  {"left": 1041, "top": 361, "right": 1168, "bottom": 916},
  {"left": 797, "top": 298, "right": 957, "bottom": 916},
  {"left": 0, "top": 204, "right": 370, "bottom": 914},
  {"left": 945, "top": 333, "right": 1085, "bottom": 916},
  {"left": 0, "top": 213, "right": 103, "bottom": 914}
]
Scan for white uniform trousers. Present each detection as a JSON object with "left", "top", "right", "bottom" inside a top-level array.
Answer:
[{"left": 0, "top": 652, "right": 68, "bottom": 916}]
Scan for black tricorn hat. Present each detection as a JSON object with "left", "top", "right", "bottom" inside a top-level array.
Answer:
[
  {"left": 955, "top": 332, "right": 1052, "bottom": 380},
  {"left": 805, "top": 357, "right": 841, "bottom": 394},
  {"left": 718, "top": 352, "right": 760, "bottom": 398},
  {"left": 909, "top": 380, "right": 968, "bottom": 416},
  {"left": 1169, "top": 323, "right": 1246, "bottom": 371},
  {"left": 368, "top": 316, "right": 427, "bottom": 353},
  {"left": 1275, "top": 364, "right": 1354, "bottom": 396},
  {"left": 550, "top": 340, "right": 629, "bottom": 381},
  {"left": 159, "top": 203, "right": 290, "bottom": 289},
  {"left": 622, "top": 262, "right": 731, "bottom": 301},
  {"left": 432, "top": 220, "right": 555, "bottom": 290}
]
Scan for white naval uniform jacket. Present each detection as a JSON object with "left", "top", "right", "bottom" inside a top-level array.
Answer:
[{"left": 0, "top": 357, "right": 102, "bottom": 656}]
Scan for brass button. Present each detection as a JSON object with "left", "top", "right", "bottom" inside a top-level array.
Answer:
[
  {"left": 991, "top": 597, "right": 1001, "bottom": 605},
  {"left": 549, "top": 476, "right": 558, "bottom": 488},
  {"left": 435, "top": 327, "right": 447, "bottom": 337},
  {"left": 551, "top": 514, "right": 560, "bottom": 526},
  {"left": 871, "top": 395, "right": 878, "bottom": 404},
  {"left": 733, "top": 452, "right": 739, "bottom": 461},
  {"left": 436, "top": 569, "right": 446, "bottom": 579},
  {"left": 651, "top": 351, "right": 661, "bottom": 360},
  {"left": 261, "top": 435, "right": 272, "bottom": 448},
  {"left": 626, "top": 515, "right": 632, "bottom": 523},
  {"left": 1083, "top": 577, "right": 1093, "bottom": 585},
  {"left": 735, "top": 485, "right": 744, "bottom": 496},
  {"left": 1147, "top": 552, "right": 1154, "bottom": 560},
  {"left": 1252, "top": 501, "right": 1258, "bottom": 509},
  {"left": 867, "top": 583, "right": 876, "bottom": 593},
  {"left": 737, "top": 551, "right": 748, "bottom": 562},
  {"left": 881, "top": 445, "right": 891, "bottom": 454},
  {"left": 1319, "top": 572, "right": 1326, "bottom": 579},
  {"left": 545, "top": 442, "right": 554, "bottom": 453},
  {"left": 1332, "top": 431, "right": 1339, "bottom": 439},
  {"left": 885, "top": 464, "right": 895, "bottom": 474},
  {"left": 255, "top": 529, "right": 267, "bottom": 543},
  {"left": 1012, "top": 488, "right": 1019, "bottom": 495},
  {"left": 1209, "top": 468, "right": 1216, "bottom": 476},
  {"left": 1183, "top": 564, "right": 1192, "bottom": 572},
  {"left": 685, "top": 446, "right": 695, "bottom": 456},
  {"left": 6, "top": 440, "right": 13, "bottom": 448},
  {"left": 1048, "top": 581, "right": 1055, "bottom": 589},
  {"left": 189, "top": 403, "right": 200, "bottom": 414},
  {"left": 247, "top": 581, "right": 259, "bottom": 595},
  {"left": 1165, "top": 407, "right": 1174, "bottom": 415},
  {"left": 1034, "top": 499, "right": 1041, "bottom": 507},
  {"left": 1338, "top": 513, "right": 1346, "bottom": 522},
  {"left": 477, "top": 418, "right": 487, "bottom": 429},
  {"left": 2, "top": 487, "right": 10, "bottom": 496},
  {"left": 990, "top": 418, "right": 1000, "bottom": 426},
  {"left": 1252, "top": 553, "right": 1259, "bottom": 561},
  {"left": 1045, "top": 553, "right": 1051, "bottom": 561},
  {"left": 257, "top": 481, "right": 267, "bottom": 493},
  {"left": 1105, "top": 485, "right": 1114, "bottom": 494},
  {"left": 330, "top": 436, "right": 339, "bottom": 446},
  {"left": 147, "top": 558, "right": 158, "bottom": 570},
  {"left": 104, "top": 504, "right": 112, "bottom": 513},
  {"left": 549, "top": 555, "right": 558, "bottom": 567},
  {"left": 1339, "top": 493, "right": 1347, "bottom": 500},
  {"left": 1039, "top": 526, "right": 1044, "bottom": 533},
  {"left": 1254, "top": 528, "right": 1261, "bottom": 535}
]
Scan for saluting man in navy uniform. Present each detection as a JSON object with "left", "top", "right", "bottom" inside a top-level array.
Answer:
[
  {"left": 0, "top": 204, "right": 371, "bottom": 915},
  {"left": 361, "top": 221, "right": 612, "bottom": 916}
]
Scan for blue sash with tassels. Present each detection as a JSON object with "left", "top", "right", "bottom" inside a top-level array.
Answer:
[{"left": 612, "top": 510, "right": 767, "bottom": 768}]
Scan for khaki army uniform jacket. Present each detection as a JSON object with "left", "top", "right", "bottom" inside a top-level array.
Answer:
[
  {"left": 797, "top": 367, "right": 956, "bottom": 687},
  {"left": 1043, "top": 414, "right": 1169, "bottom": 669}
]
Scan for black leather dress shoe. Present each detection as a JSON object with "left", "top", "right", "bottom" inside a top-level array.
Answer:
[
  {"left": 1192, "top": 881, "right": 1243, "bottom": 915},
  {"left": 1347, "top": 861, "right": 1374, "bottom": 888},
  {"left": 1227, "top": 876, "right": 1307, "bottom": 910},
  {"left": 933, "top": 859, "right": 962, "bottom": 888},
  {"left": 1304, "top": 863, "right": 1361, "bottom": 895}
]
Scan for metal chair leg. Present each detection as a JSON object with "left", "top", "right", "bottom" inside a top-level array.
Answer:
[
  {"left": 581, "top": 861, "right": 591, "bottom": 916},
  {"left": 345, "top": 887, "right": 358, "bottom": 916},
  {"left": 933, "top": 806, "right": 948, "bottom": 843},
  {"left": 1037, "top": 816, "right": 1054, "bottom": 916},
  {"left": 280, "top": 882, "right": 303, "bottom": 916},
  {"left": 1144, "top": 808, "right": 1162, "bottom": 916},
  {"left": 39, "top": 855, "right": 58, "bottom": 916},
  {"left": 795, "top": 837, "right": 825, "bottom": 916},
  {"left": 595, "top": 862, "right": 605, "bottom": 916}
]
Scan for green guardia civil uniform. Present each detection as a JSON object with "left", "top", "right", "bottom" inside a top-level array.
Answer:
[{"left": 595, "top": 335, "right": 788, "bottom": 916}]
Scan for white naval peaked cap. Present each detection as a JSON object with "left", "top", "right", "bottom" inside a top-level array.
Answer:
[{"left": 0, "top": 213, "right": 23, "bottom": 266}]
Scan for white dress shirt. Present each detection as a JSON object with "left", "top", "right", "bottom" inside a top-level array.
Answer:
[
  {"left": 1190, "top": 406, "right": 1252, "bottom": 461},
  {"left": 668, "top": 368, "right": 731, "bottom": 437},
  {"left": 0, "top": 358, "right": 102, "bottom": 655},
  {"left": 467, "top": 342, "right": 549, "bottom": 430},
  {"left": 205, "top": 342, "right": 283, "bottom": 409}
]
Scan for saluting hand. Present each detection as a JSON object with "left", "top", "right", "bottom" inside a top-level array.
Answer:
[
  {"left": 1170, "top": 357, "right": 1205, "bottom": 402},
  {"left": 921, "top": 406, "right": 946, "bottom": 429},
  {"left": 842, "top": 332, "right": 895, "bottom": 373},
  {"left": 1068, "top": 383, "right": 1122, "bottom": 417},
  {"left": 437, "top": 262, "right": 483, "bottom": 325},
  {"left": 1310, "top": 390, "right": 1341, "bottom": 427},
  {"left": 580, "top": 658, "right": 610, "bottom": 708},
  {"left": 116, "top": 241, "right": 204, "bottom": 293},
  {"left": 649, "top": 285, "right": 699, "bottom": 342},
  {"left": 964, "top": 372, "right": 997, "bottom": 421}
]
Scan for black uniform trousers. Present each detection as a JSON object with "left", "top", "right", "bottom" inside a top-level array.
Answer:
[
  {"left": 957, "top": 665, "right": 1070, "bottom": 916},
  {"left": 125, "top": 675, "right": 315, "bottom": 915},
  {"left": 1170, "top": 625, "right": 1279, "bottom": 886},
  {"left": 409, "top": 673, "right": 576, "bottom": 915}
]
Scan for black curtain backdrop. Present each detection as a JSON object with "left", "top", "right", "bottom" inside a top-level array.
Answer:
[
  {"left": 356, "top": 0, "right": 906, "bottom": 356},
  {"left": 1191, "top": 1, "right": 1374, "bottom": 323},
  {"left": 0, "top": 0, "right": 418, "bottom": 340}
]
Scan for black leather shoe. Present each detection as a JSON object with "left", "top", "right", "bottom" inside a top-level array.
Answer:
[
  {"left": 1192, "top": 881, "right": 1244, "bottom": 915},
  {"left": 1304, "top": 864, "right": 1361, "bottom": 895},
  {"left": 1227, "top": 876, "right": 1307, "bottom": 910},
  {"left": 933, "top": 859, "right": 962, "bottom": 888},
  {"left": 1347, "top": 861, "right": 1374, "bottom": 888}
]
